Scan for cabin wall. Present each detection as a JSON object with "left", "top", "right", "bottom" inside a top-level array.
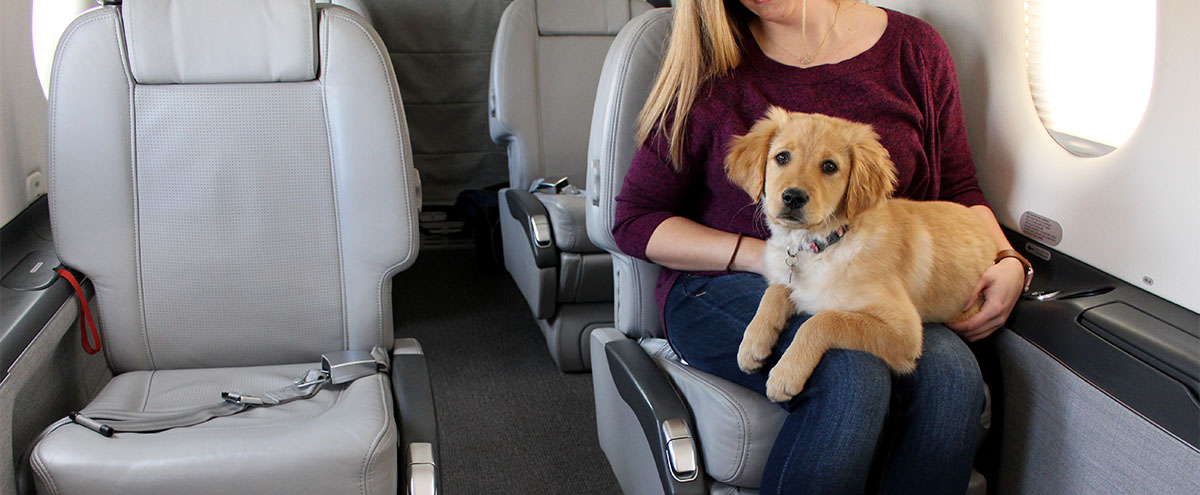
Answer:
[
  {"left": 0, "top": 0, "right": 49, "bottom": 225},
  {"left": 880, "top": 0, "right": 1199, "bottom": 312}
]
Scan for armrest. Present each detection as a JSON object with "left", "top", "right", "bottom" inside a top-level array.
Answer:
[
  {"left": 392, "top": 338, "right": 439, "bottom": 495},
  {"left": 605, "top": 339, "right": 706, "bottom": 495},
  {"left": 1003, "top": 228, "right": 1200, "bottom": 449},
  {"left": 503, "top": 189, "right": 558, "bottom": 268}
]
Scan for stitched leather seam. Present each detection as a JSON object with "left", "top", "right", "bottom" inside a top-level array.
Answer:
[
  {"left": 606, "top": 12, "right": 670, "bottom": 338},
  {"left": 490, "top": 4, "right": 515, "bottom": 143},
  {"left": 360, "top": 373, "right": 393, "bottom": 495},
  {"left": 665, "top": 359, "right": 753, "bottom": 483},
  {"left": 600, "top": 18, "right": 633, "bottom": 248},
  {"left": 124, "top": 16, "right": 154, "bottom": 371},
  {"left": 574, "top": 256, "right": 586, "bottom": 302},
  {"left": 522, "top": 0, "right": 546, "bottom": 183},
  {"left": 326, "top": 10, "right": 418, "bottom": 347},
  {"left": 90, "top": 9, "right": 152, "bottom": 370},
  {"left": 613, "top": 261, "right": 623, "bottom": 330},
  {"left": 48, "top": 10, "right": 138, "bottom": 369},
  {"left": 308, "top": 1, "right": 316, "bottom": 81},
  {"left": 30, "top": 443, "right": 60, "bottom": 495},
  {"left": 318, "top": 7, "right": 351, "bottom": 351},
  {"left": 551, "top": 200, "right": 571, "bottom": 248},
  {"left": 94, "top": 287, "right": 116, "bottom": 366},
  {"left": 46, "top": 9, "right": 102, "bottom": 268},
  {"left": 46, "top": 12, "right": 107, "bottom": 261},
  {"left": 126, "top": 0, "right": 140, "bottom": 82},
  {"left": 603, "top": 11, "right": 671, "bottom": 253},
  {"left": 140, "top": 370, "right": 155, "bottom": 411},
  {"left": 628, "top": 261, "right": 640, "bottom": 336}
]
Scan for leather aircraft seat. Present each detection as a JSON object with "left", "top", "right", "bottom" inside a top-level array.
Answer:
[
  {"left": 585, "top": 8, "right": 990, "bottom": 494},
  {"left": 28, "top": 1, "right": 432, "bottom": 494},
  {"left": 488, "top": 0, "right": 653, "bottom": 372}
]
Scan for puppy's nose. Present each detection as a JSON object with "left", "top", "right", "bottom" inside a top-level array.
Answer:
[{"left": 781, "top": 188, "right": 809, "bottom": 209}]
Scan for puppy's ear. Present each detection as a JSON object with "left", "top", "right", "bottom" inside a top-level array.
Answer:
[
  {"left": 845, "top": 123, "right": 897, "bottom": 220},
  {"left": 725, "top": 107, "right": 788, "bottom": 199}
]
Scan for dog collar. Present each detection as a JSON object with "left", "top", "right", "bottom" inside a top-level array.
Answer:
[{"left": 787, "top": 225, "right": 850, "bottom": 256}]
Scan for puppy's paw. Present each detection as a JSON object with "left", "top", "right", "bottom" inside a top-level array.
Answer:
[
  {"left": 882, "top": 339, "right": 923, "bottom": 375},
  {"left": 737, "top": 325, "right": 776, "bottom": 373},
  {"left": 885, "top": 353, "right": 920, "bottom": 375},
  {"left": 765, "top": 358, "right": 816, "bottom": 403}
]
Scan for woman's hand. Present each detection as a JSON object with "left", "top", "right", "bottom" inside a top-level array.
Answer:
[{"left": 946, "top": 258, "right": 1025, "bottom": 341}]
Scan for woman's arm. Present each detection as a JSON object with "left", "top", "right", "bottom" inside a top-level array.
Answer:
[
  {"left": 615, "top": 121, "right": 763, "bottom": 273},
  {"left": 614, "top": 137, "right": 764, "bottom": 274},
  {"left": 646, "top": 216, "right": 765, "bottom": 273},
  {"left": 916, "top": 30, "right": 1025, "bottom": 341},
  {"left": 969, "top": 204, "right": 1014, "bottom": 252},
  {"left": 946, "top": 205, "right": 1026, "bottom": 341}
]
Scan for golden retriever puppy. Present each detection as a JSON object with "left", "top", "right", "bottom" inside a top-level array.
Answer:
[{"left": 724, "top": 108, "right": 994, "bottom": 402}]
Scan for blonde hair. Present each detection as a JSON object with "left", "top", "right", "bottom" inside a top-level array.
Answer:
[
  {"left": 636, "top": 0, "right": 747, "bottom": 170},
  {"left": 638, "top": 0, "right": 861, "bottom": 170}
]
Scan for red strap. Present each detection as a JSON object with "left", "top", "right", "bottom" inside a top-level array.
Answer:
[{"left": 56, "top": 268, "right": 101, "bottom": 354}]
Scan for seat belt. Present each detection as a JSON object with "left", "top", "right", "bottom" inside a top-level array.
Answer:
[
  {"left": 55, "top": 268, "right": 102, "bottom": 354},
  {"left": 67, "top": 347, "right": 390, "bottom": 437}
]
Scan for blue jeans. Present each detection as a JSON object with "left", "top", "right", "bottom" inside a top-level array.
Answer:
[{"left": 666, "top": 273, "right": 984, "bottom": 494}]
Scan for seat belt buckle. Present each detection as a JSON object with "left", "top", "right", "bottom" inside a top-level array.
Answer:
[
  {"left": 322, "top": 350, "right": 382, "bottom": 385},
  {"left": 220, "top": 392, "right": 265, "bottom": 406},
  {"left": 69, "top": 411, "right": 114, "bottom": 437},
  {"left": 530, "top": 176, "right": 570, "bottom": 194}
]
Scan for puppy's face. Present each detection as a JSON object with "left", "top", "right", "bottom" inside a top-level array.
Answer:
[{"left": 725, "top": 108, "right": 897, "bottom": 229}]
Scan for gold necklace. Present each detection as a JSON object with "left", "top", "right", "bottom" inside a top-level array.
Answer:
[{"left": 768, "top": 0, "right": 842, "bottom": 66}]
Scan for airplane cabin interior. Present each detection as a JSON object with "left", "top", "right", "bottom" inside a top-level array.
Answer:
[{"left": 0, "top": 0, "right": 1196, "bottom": 494}]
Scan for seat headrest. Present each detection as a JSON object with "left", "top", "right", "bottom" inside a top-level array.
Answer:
[
  {"left": 122, "top": 0, "right": 317, "bottom": 84},
  {"left": 536, "top": 0, "right": 648, "bottom": 36}
]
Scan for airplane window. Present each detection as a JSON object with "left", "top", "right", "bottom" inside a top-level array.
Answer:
[
  {"left": 31, "top": 0, "right": 92, "bottom": 98},
  {"left": 1024, "top": 0, "right": 1156, "bottom": 157}
]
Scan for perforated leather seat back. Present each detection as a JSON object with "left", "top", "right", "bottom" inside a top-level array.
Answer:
[{"left": 48, "top": 0, "right": 419, "bottom": 373}]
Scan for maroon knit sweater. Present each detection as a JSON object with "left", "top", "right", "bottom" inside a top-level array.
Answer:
[{"left": 613, "top": 9, "right": 988, "bottom": 326}]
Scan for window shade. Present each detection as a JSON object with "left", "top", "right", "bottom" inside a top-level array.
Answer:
[{"left": 1024, "top": 0, "right": 1156, "bottom": 156}]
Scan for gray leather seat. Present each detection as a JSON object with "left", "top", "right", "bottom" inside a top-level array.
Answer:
[
  {"left": 488, "top": 0, "right": 653, "bottom": 371},
  {"left": 29, "top": 1, "right": 424, "bottom": 494},
  {"left": 586, "top": 8, "right": 990, "bottom": 494}
]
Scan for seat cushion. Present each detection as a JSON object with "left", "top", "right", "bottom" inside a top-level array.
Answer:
[
  {"left": 31, "top": 363, "right": 396, "bottom": 495},
  {"left": 536, "top": 191, "right": 603, "bottom": 253},
  {"left": 642, "top": 338, "right": 787, "bottom": 488}
]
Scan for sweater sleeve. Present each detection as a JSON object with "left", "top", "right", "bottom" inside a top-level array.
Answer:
[
  {"left": 612, "top": 128, "right": 696, "bottom": 261},
  {"left": 926, "top": 29, "right": 989, "bottom": 208}
]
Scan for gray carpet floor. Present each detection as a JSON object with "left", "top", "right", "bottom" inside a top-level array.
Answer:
[{"left": 392, "top": 247, "right": 622, "bottom": 494}]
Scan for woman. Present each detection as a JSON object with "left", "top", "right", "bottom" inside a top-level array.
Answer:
[{"left": 612, "top": 0, "right": 1028, "bottom": 493}]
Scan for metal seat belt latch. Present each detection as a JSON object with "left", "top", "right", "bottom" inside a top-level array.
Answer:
[
  {"left": 322, "top": 349, "right": 384, "bottom": 385},
  {"left": 69, "top": 411, "right": 113, "bottom": 437}
]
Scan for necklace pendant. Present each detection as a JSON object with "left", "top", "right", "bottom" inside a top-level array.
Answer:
[{"left": 799, "top": 55, "right": 813, "bottom": 65}]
